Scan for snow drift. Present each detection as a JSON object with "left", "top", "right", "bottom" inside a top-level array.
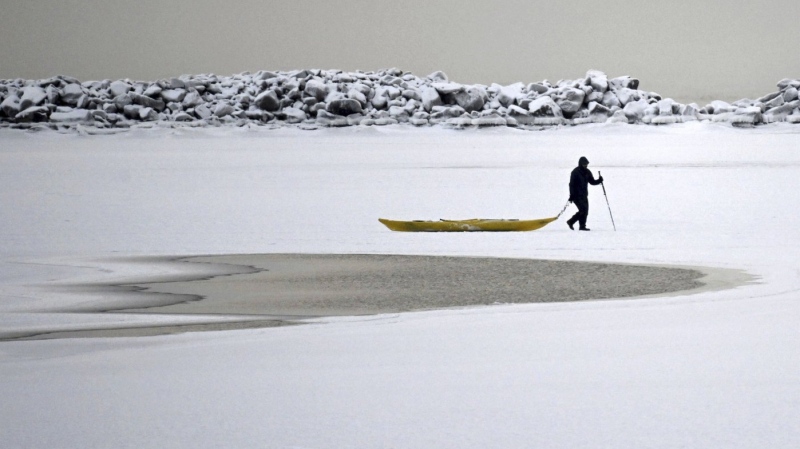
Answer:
[{"left": 1, "top": 69, "right": 799, "bottom": 131}]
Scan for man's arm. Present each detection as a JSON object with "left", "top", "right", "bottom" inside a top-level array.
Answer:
[{"left": 587, "top": 170, "right": 604, "bottom": 185}]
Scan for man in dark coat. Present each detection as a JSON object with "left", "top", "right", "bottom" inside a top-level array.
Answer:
[{"left": 567, "top": 156, "right": 603, "bottom": 231}]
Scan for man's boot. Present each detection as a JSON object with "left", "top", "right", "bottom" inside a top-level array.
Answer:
[{"left": 566, "top": 218, "right": 575, "bottom": 230}]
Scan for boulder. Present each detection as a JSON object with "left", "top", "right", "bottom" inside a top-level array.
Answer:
[
  {"left": 657, "top": 98, "right": 675, "bottom": 116},
  {"left": 757, "top": 91, "right": 781, "bottom": 104},
  {"left": 254, "top": 90, "right": 280, "bottom": 111},
  {"left": 131, "top": 93, "right": 166, "bottom": 111},
  {"left": 213, "top": 102, "right": 235, "bottom": 117},
  {"left": 426, "top": 71, "right": 448, "bottom": 82},
  {"left": 472, "top": 112, "right": 507, "bottom": 127},
  {"left": 304, "top": 79, "right": 328, "bottom": 101},
  {"left": 139, "top": 107, "right": 158, "bottom": 121},
  {"left": 19, "top": 86, "right": 46, "bottom": 110},
  {"left": 587, "top": 101, "right": 611, "bottom": 116},
  {"left": 15, "top": 105, "right": 49, "bottom": 122},
  {"left": 614, "top": 88, "right": 638, "bottom": 106},
  {"left": 282, "top": 107, "right": 307, "bottom": 123},
  {"left": 388, "top": 105, "right": 409, "bottom": 120},
  {"left": 601, "top": 91, "right": 621, "bottom": 108},
  {"left": 431, "top": 82, "right": 462, "bottom": 95},
  {"left": 553, "top": 88, "right": 585, "bottom": 116},
  {"left": 409, "top": 111, "right": 430, "bottom": 126},
  {"left": 765, "top": 94, "right": 785, "bottom": 109},
  {"left": 609, "top": 76, "right": 639, "bottom": 90},
  {"left": 783, "top": 87, "right": 798, "bottom": 102},
  {"left": 181, "top": 91, "right": 204, "bottom": 108},
  {"left": 622, "top": 98, "right": 649, "bottom": 121},
  {"left": 453, "top": 86, "right": 487, "bottom": 112},
  {"left": 255, "top": 71, "right": 278, "bottom": 81},
  {"left": 708, "top": 100, "right": 736, "bottom": 114},
  {"left": 109, "top": 80, "right": 132, "bottom": 97},
  {"left": 1, "top": 94, "right": 21, "bottom": 117},
  {"left": 315, "top": 110, "right": 348, "bottom": 127},
  {"left": 143, "top": 84, "right": 162, "bottom": 98},
  {"left": 528, "top": 97, "right": 563, "bottom": 117},
  {"left": 122, "top": 104, "right": 143, "bottom": 119},
  {"left": 347, "top": 88, "right": 367, "bottom": 105},
  {"left": 194, "top": 104, "right": 213, "bottom": 119},
  {"left": 371, "top": 95, "right": 388, "bottom": 110},
  {"left": 495, "top": 83, "right": 524, "bottom": 107},
  {"left": 174, "top": 111, "right": 194, "bottom": 122},
  {"left": 777, "top": 78, "right": 800, "bottom": 90},
  {"left": 114, "top": 93, "right": 133, "bottom": 110},
  {"left": 50, "top": 109, "right": 92, "bottom": 123},
  {"left": 168, "top": 77, "right": 186, "bottom": 89},
  {"left": 527, "top": 83, "right": 549, "bottom": 94},
  {"left": 161, "top": 88, "right": 187, "bottom": 103},
  {"left": 46, "top": 85, "right": 60, "bottom": 104},
  {"left": 419, "top": 87, "right": 442, "bottom": 112},
  {"left": 586, "top": 70, "right": 608, "bottom": 93},
  {"left": 327, "top": 98, "right": 363, "bottom": 116},
  {"left": 60, "top": 83, "right": 84, "bottom": 105},
  {"left": 401, "top": 89, "right": 422, "bottom": 102}
]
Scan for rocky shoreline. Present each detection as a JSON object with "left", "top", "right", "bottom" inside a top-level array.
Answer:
[{"left": 2, "top": 69, "right": 799, "bottom": 132}]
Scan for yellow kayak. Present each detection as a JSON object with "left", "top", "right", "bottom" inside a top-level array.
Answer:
[{"left": 378, "top": 216, "right": 558, "bottom": 232}]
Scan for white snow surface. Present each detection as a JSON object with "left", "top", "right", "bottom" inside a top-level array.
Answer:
[{"left": 1, "top": 123, "right": 799, "bottom": 448}]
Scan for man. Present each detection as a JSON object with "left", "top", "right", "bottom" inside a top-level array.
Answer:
[{"left": 567, "top": 156, "right": 603, "bottom": 231}]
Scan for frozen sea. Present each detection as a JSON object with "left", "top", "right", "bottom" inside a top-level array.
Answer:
[{"left": 1, "top": 123, "right": 799, "bottom": 448}]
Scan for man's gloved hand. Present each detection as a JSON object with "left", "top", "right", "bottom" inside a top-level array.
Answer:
[
  {"left": 598, "top": 176, "right": 604, "bottom": 183},
  {"left": 568, "top": 197, "right": 573, "bottom": 203}
]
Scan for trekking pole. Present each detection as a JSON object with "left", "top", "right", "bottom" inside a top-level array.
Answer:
[{"left": 599, "top": 171, "right": 617, "bottom": 231}]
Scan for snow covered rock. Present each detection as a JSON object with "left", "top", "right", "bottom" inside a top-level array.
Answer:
[
  {"left": 601, "top": 91, "right": 621, "bottom": 108},
  {"left": 194, "top": 104, "right": 212, "bottom": 120},
  {"left": 1, "top": 93, "right": 21, "bottom": 117},
  {"left": 419, "top": 87, "right": 442, "bottom": 112},
  {"left": 282, "top": 107, "right": 307, "bottom": 123},
  {"left": 586, "top": 70, "right": 608, "bottom": 93},
  {"left": 553, "top": 88, "right": 585, "bottom": 117},
  {"left": 109, "top": 81, "right": 132, "bottom": 98},
  {"left": 213, "top": 102, "right": 234, "bottom": 118},
  {"left": 528, "top": 97, "right": 563, "bottom": 117},
  {"left": 60, "top": 83, "right": 84, "bottom": 105},
  {"left": 609, "top": 76, "right": 639, "bottom": 90},
  {"left": 182, "top": 91, "right": 204, "bottom": 108},
  {"left": 453, "top": 86, "right": 487, "bottom": 113},
  {"left": 777, "top": 78, "right": 800, "bottom": 90},
  {"left": 432, "top": 82, "right": 462, "bottom": 95},
  {"left": 131, "top": 93, "right": 165, "bottom": 112},
  {"left": 161, "top": 89, "right": 187, "bottom": 103},
  {"left": 472, "top": 112, "right": 507, "bottom": 127},
  {"left": 254, "top": 90, "right": 280, "bottom": 111},
  {"left": 327, "top": 99, "right": 363, "bottom": 116},
  {"left": 50, "top": 109, "right": 92, "bottom": 123},
  {"left": 19, "top": 86, "right": 47, "bottom": 111},
  {"left": 315, "top": 110, "right": 348, "bottom": 127},
  {"left": 143, "top": 84, "right": 162, "bottom": 98},
  {"left": 15, "top": 105, "right": 49, "bottom": 122},
  {"left": 426, "top": 71, "right": 448, "bottom": 82},
  {"left": 304, "top": 79, "right": 328, "bottom": 102},
  {"left": 139, "top": 107, "right": 158, "bottom": 121},
  {"left": 783, "top": 87, "right": 798, "bottom": 102}
]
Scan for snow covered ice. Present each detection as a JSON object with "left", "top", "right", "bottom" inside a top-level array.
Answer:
[{"left": 0, "top": 121, "right": 799, "bottom": 448}]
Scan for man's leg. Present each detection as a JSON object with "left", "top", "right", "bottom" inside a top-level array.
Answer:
[{"left": 575, "top": 198, "right": 589, "bottom": 229}]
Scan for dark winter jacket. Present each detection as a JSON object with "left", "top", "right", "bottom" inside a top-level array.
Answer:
[{"left": 569, "top": 165, "right": 602, "bottom": 200}]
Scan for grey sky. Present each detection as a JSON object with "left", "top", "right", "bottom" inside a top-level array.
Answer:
[{"left": 2, "top": 0, "right": 798, "bottom": 103}]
